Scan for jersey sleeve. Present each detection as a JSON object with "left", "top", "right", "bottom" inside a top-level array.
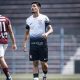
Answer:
[
  {"left": 26, "top": 19, "right": 30, "bottom": 31},
  {"left": 26, "top": 24, "right": 30, "bottom": 30},
  {"left": 6, "top": 17, "right": 11, "bottom": 26},
  {"left": 45, "top": 16, "right": 51, "bottom": 27},
  {"left": 5, "top": 17, "right": 11, "bottom": 31}
]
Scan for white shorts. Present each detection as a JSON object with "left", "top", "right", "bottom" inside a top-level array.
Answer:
[{"left": 0, "top": 44, "right": 8, "bottom": 57}]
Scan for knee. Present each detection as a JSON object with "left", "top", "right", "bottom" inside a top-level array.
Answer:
[
  {"left": 33, "top": 61, "right": 39, "bottom": 67},
  {"left": 0, "top": 57, "right": 8, "bottom": 68},
  {"left": 41, "top": 62, "right": 48, "bottom": 69}
]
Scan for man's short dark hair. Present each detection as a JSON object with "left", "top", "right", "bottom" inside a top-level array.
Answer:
[{"left": 32, "top": 1, "right": 41, "bottom": 8}]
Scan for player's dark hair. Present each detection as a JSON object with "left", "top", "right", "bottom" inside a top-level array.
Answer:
[{"left": 32, "top": 1, "right": 41, "bottom": 8}]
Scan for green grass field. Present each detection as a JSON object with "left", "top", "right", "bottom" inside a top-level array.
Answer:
[{"left": 0, "top": 74, "right": 80, "bottom": 80}]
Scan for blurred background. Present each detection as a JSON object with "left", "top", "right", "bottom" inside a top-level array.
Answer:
[{"left": 0, "top": 0, "right": 80, "bottom": 75}]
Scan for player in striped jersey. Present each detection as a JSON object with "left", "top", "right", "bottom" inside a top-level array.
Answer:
[
  {"left": 0, "top": 15, "right": 17, "bottom": 80},
  {"left": 23, "top": 2, "right": 53, "bottom": 80}
]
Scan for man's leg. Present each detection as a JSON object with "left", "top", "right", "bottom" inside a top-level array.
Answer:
[
  {"left": 0, "top": 57, "right": 12, "bottom": 80},
  {"left": 33, "top": 61, "right": 39, "bottom": 80},
  {"left": 41, "top": 62, "right": 48, "bottom": 80}
]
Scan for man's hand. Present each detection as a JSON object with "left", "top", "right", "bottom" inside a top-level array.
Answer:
[
  {"left": 42, "top": 33, "right": 48, "bottom": 39},
  {"left": 12, "top": 43, "right": 17, "bottom": 50},
  {"left": 22, "top": 42, "right": 27, "bottom": 52}
]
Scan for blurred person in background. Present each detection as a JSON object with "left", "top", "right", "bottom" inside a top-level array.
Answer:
[{"left": 0, "top": 15, "right": 17, "bottom": 80}]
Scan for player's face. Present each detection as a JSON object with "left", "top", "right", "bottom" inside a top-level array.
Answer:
[{"left": 31, "top": 4, "right": 40, "bottom": 13}]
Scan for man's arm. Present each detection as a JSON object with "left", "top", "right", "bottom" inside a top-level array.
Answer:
[
  {"left": 8, "top": 24, "right": 17, "bottom": 50},
  {"left": 46, "top": 25, "right": 53, "bottom": 36},
  {"left": 23, "top": 30, "right": 29, "bottom": 51},
  {"left": 42, "top": 25, "right": 53, "bottom": 38},
  {"left": 22, "top": 23, "right": 30, "bottom": 51}
]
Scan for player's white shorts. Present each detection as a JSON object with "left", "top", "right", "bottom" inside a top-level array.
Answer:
[{"left": 0, "top": 44, "right": 8, "bottom": 57}]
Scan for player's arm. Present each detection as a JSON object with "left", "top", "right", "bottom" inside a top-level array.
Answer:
[
  {"left": 42, "top": 24, "right": 53, "bottom": 38},
  {"left": 8, "top": 24, "right": 17, "bottom": 50},
  {"left": 23, "top": 24, "right": 30, "bottom": 51},
  {"left": 46, "top": 25, "right": 53, "bottom": 36}
]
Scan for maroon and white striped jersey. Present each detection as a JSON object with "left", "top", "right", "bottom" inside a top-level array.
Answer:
[{"left": 0, "top": 15, "right": 10, "bottom": 44}]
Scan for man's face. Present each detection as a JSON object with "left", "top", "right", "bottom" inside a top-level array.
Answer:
[{"left": 31, "top": 4, "right": 40, "bottom": 13}]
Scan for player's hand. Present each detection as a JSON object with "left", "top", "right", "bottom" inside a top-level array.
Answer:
[
  {"left": 42, "top": 33, "right": 48, "bottom": 39},
  {"left": 23, "top": 47, "right": 27, "bottom": 52},
  {"left": 22, "top": 43, "right": 27, "bottom": 52},
  {"left": 12, "top": 43, "right": 17, "bottom": 50}
]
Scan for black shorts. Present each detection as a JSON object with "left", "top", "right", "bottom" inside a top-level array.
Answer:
[{"left": 29, "top": 37, "right": 48, "bottom": 62}]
